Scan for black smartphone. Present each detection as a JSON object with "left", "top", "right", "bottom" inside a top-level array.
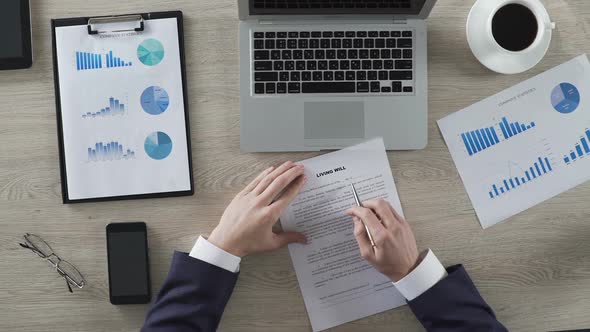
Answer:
[
  {"left": 106, "top": 222, "right": 151, "bottom": 305},
  {"left": 0, "top": 0, "right": 33, "bottom": 70}
]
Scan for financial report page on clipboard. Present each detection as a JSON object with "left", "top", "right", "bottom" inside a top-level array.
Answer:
[{"left": 53, "top": 15, "right": 192, "bottom": 202}]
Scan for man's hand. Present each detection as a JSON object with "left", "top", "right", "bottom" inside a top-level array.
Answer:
[
  {"left": 346, "top": 199, "right": 420, "bottom": 282},
  {"left": 208, "top": 161, "right": 307, "bottom": 257}
]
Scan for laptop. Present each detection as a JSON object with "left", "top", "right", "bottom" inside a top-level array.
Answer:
[{"left": 239, "top": 0, "right": 436, "bottom": 152}]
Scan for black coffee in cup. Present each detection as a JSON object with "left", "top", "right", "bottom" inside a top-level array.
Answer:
[{"left": 492, "top": 3, "right": 539, "bottom": 52}]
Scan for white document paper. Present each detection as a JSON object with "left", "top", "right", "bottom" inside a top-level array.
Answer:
[
  {"left": 54, "top": 18, "right": 191, "bottom": 200},
  {"left": 280, "top": 138, "right": 406, "bottom": 332},
  {"left": 438, "top": 55, "right": 590, "bottom": 228}
]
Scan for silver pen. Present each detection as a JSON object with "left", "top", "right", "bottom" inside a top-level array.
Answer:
[{"left": 350, "top": 183, "right": 377, "bottom": 248}]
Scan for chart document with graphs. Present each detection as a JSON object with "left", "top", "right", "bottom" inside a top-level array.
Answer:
[
  {"left": 438, "top": 55, "right": 590, "bottom": 228},
  {"left": 52, "top": 12, "right": 193, "bottom": 202}
]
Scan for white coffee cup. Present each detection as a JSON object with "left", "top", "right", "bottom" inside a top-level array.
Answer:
[{"left": 467, "top": 0, "right": 555, "bottom": 74}]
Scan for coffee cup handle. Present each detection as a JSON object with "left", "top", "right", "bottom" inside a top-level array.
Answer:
[{"left": 547, "top": 22, "right": 556, "bottom": 30}]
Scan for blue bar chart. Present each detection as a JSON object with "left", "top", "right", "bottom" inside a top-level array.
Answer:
[
  {"left": 488, "top": 156, "right": 553, "bottom": 199},
  {"left": 87, "top": 142, "right": 135, "bottom": 162},
  {"left": 76, "top": 52, "right": 102, "bottom": 71},
  {"left": 461, "top": 116, "right": 536, "bottom": 156},
  {"left": 499, "top": 117, "right": 536, "bottom": 139},
  {"left": 563, "top": 129, "right": 590, "bottom": 164},
  {"left": 105, "top": 50, "right": 132, "bottom": 68},
  {"left": 461, "top": 126, "right": 500, "bottom": 156},
  {"left": 76, "top": 50, "right": 132, "bottom": 71},
  {"left": 82, "top": 97, "right": 126, "bottom": 119}
]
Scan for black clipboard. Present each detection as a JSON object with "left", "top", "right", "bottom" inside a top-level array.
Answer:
[{"left": 51, "top": 11, "right": 194, "bottom": 204}]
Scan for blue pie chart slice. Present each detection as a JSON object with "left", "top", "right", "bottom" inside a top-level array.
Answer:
[
  {"left": 551, "top": 83, "right": 580, "bottom": 114},
  {"left": 145, "top": 131, "right": 173, "bottom": 160},
  {"left": 141, "top": 86, "right": 169, "bottom": 115}
]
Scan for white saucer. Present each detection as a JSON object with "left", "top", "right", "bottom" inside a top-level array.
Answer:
[{"left": 466, "top": 0, "right": 555, "bottom": 75}]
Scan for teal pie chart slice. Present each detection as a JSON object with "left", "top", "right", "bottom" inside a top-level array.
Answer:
[
  {"left": 145, "top": 131, "right": 173, "bottom": 160},
  {"left": 141, "top": 86, "right": 169, "bottom": 115},
  {"left": 137, "top": 39, "right": 165, "bottom": 66}
]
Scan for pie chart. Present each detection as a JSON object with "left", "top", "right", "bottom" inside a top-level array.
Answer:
[
  {"left": 145, "top": 131, "right": 173, "bottom": 160},
  {"left": 551, "top": 82, "right": 580, "bottom": 114},
  {"left": 141, "top": 86, "right": 169, "bottom": 115},
  {"left": 137, "top": 39, "right": 165, "bottom": 66}
]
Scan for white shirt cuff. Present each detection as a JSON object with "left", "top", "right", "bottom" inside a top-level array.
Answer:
[
  {"left": 392, "top": 249, "right": 448, "bottom": 301},
  {"left": 189, "top": 236, "right": 241, "bottom": 273}
]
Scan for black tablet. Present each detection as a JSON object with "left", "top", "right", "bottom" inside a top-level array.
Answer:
[{"left": 0, "top": 0, "right": 32, "bottom": 70}]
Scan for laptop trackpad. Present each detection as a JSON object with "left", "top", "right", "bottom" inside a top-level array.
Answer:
[{"left": 304, "top": 102, "right": 365, "bottom": 139}]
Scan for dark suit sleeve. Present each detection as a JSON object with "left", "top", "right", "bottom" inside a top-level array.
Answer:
[
  {"left": 141, "top": 252, "right": 239, "bottom": 332},
  {"left": 408, "top": 265, "right": 508, "bottom": 332}
]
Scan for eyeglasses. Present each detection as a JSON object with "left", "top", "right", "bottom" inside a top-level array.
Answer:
[{"left": 19, "top": 233, "right": 86, "bottom": 293}]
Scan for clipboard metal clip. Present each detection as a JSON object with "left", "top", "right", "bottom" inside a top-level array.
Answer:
[{"left": 88, "top": 14, "right": 144, "bottom": 35}]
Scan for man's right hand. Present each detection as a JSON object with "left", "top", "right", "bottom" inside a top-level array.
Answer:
[
  {"left": 207, "top": 161, "right": 307, "bottom": 258},
  {"left": 346, "top": 199, "right": 421, "bottom": 282}
]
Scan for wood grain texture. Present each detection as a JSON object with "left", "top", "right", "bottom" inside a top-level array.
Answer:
[{"left": 1, "top": 0, "right": 590, "bottom": 331}]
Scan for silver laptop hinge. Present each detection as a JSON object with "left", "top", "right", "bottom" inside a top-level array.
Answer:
[{"left": 257, "top": 17, "right": 406, "bottom": 25}]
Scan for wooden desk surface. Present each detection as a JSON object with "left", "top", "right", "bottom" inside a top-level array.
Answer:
[{"left": 2, "top": 1, "right": 590, "bottom": 331}]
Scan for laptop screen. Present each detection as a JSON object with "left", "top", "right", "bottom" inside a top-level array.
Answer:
[{"left": 249, "top": 0, "right": 427, "bottom": 15}]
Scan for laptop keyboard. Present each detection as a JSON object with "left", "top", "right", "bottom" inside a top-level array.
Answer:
[{"left": 252, "top": 29, "right": 415, "bottom": 95}]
